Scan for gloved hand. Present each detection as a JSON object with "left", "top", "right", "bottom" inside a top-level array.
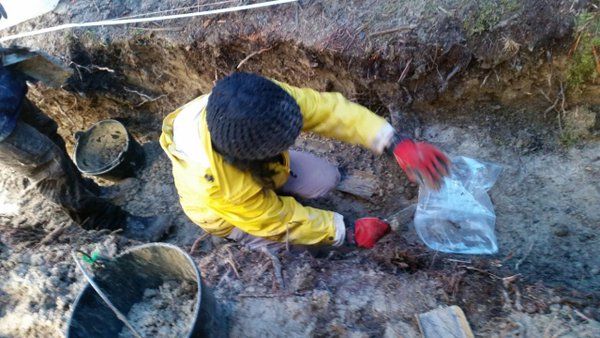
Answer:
[
  {"left": 354, "top": 217, "right": 390, "bottom": 249},
  {"left": 390, "top": 137, "right": 450, "bottom": 190}
]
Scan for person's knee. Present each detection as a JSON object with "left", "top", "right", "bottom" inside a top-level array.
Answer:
[{"left": 302, "top": 164, "right": 341, "bottom": 199}]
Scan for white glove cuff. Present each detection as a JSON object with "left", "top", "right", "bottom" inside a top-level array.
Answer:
[
  {"left": 332, "top": 212, "right": 346, "bottom": 246},
  {"left": 370, "top": 122, "right": 395, "bottom": 154}
]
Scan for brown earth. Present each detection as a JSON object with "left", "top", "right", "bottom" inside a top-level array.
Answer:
[{"left": 1, "top": 0, "right": 599, "bottom": 337}]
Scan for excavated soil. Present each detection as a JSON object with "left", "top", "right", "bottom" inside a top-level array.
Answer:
[
  {"left": 1, "top": 0, "right": 599, "bottom": 337},
  {"left": 118, "top": 281, "right": 196, "bottom": 338}
]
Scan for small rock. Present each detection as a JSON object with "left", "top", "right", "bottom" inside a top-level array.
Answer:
[
  {"left": 144, "top": 288, "right": 158, "bottom": 297},
  {"left": 553, "top": 224, "right": 569, "bottom": 237}
]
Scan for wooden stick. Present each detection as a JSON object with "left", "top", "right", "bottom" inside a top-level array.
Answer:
[
  {"left": 190, "top": 232, "right": 211, "bottom": 254},
  {"left": 592, "top": 45, "right": 600, "bottom": 74},
  {"left": 368, "top": 25, "right": 416, "bottom": 38},
  {"left": 35, "top": 225, "right": 68, "bottom": 248},
  {"left": 236, "top": 46, "right": 274, "bottom": 69},
  {"left": 261, "top": 248, "right": 285, "bottom": 289}
]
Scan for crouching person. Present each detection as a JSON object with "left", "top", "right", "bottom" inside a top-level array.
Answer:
[{"left": 160, "top": 73, "right": 449, "bottom": 250}]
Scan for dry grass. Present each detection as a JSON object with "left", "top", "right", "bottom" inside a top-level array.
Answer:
[{"left": 501, "top": 36, "right": 521, "bottom": 55}]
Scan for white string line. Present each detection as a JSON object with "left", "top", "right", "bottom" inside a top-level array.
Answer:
[
  {"left": 0, "top": 0, "right": 298, "bottom": 43},
  {"left": 116, "top": 0, "right": 238, "bottom": 21}
]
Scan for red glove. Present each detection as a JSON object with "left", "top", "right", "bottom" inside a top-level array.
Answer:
[
  {"left": 354, "top": 217, "right": 390, "bottom": 249},
  {"left": 393, "top": 139, "right": 450, "bottom": 190}
]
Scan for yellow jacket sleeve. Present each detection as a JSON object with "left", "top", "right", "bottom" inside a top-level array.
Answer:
[
  {"left": 206, "top": 158, "right": 339, "bottom": 246},
  {"left": 275, "top": 81, "right": 394, "bottom": 153}
]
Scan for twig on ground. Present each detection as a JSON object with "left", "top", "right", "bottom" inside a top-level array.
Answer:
[
  {"left": 238, "top": 291, "right": 307, "bottom": 298},
  {"left": 89, "top": 65, "right": 115, "bottom": 73},
  {"left": 35, "top": 225, "right": 68, "bottom": 248},
  {"left": 502, "top": 274, "right": 521, "bottom": 288},
  {"left": 539, "top": 88, "right": 553, "bottom": 103},
  {"left": 398, "top": 58, "right": 412, "bottom": 83},
  {"left": 514, "top": 285, "right": 523, "bottom": 311},
  {"left": 460, "top": 265, "right": 502, "bottom": 280},
  {"left": 123, "top": 87, "right": 157, "bottom": 100},
  {"left": 95, "top": 229, "right": 112, "bottom": 236},
  {"left": 593, "top": 46, "right": 600, "bottom": 74},
  {"left": 69, "top": 61, "right": 92, "bottom": 74},
  {"left": 368, "top": 25, "right": 416, "bottom": 38},
  {"left": 236, "top": 46, "right": 274, "bottom": 69},
  {"left": 568, "top": 33, "right": 582, "bottom": 58},
  {"left": 54, "top": 102, "right": 76, "bottom": 125},
  {"left": 123, "top": 87, "right": 167, "bottom": 107},
  {"left": 559, "top": 82, "right": 566, "bottom": 113},
  {"left": 557, "top": 82, "right": 566, "bottom": 133},
  {"left": 225, "top": 246, "right": 240, "bottom": 279},
  {"left": 494, "top": 13, "right": 521, "bottom": 30},
  {"left": 502, "top": 288, "right": 512, "bottom": 310},
  {"left": 437, "top": 6, "right": 452, "bottom": 15},
  {"left": 445, "top": 64, "right": 462, "bottom": 82},
  {"left": 573, "top": 309, "right": 592, "bottom": 322},
  {"left": 92, "top": 0, "right": 101, "bottom": 14},
  {"left": 70, "top": 61, "right": 115, "bottom": 73},
  {"left": 480, "top": 73, "right": 490, "bottom": 88},
  {"left": 343, "top": 23, "right": 368, "bottom": 52},
  {"left": 429, "top": 250, "right": 438, "bottom": 269},
  {"left": 132, "top": 26, "right": 184, "bottom": 32},
  {"left": 136, "top": 94, "right": 167, "bottom": 107},
  {"left": 444, "top": 258, "right": 472, "bottom": 264},
  {"left": 544, "top": 97, "right": 560, "bottom": 117},
  {"left": 261, "top": 247, "right": 285, "bottom": 289},
  {"left": 216, "top": 269, "right": 233, "bottom": 289},
  {"left": 515, "top": 240, "right": 535, "bottom": 271},
  {"left": 190, "top": 232, "right": 211, "bottom": 254},
  {"left": 251, "top": 261, "right": 272, "bottom": 283},
  {"left": 109, "top": 228, "right": 123, "bottom": 236}
]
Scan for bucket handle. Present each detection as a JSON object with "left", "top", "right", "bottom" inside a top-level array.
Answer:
[{"left": 74, "top": 131, "right": 84, "bottom": 141}]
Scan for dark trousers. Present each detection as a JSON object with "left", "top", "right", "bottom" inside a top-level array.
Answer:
[{"left": 0, "top": 99, "right": 126, "bottom": 230}]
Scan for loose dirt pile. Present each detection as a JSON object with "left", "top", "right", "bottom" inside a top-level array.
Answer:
[{"left": 118, "top": 281, "right": 196, "bottom": 338}]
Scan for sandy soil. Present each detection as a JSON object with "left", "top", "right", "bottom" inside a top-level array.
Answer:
[{"left": 118, "top": 281, "right": 196, "bottom": 338}]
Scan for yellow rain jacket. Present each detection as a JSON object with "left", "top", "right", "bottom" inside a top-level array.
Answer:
[{"left": 159, "top": 80, "right": 393, "bottom": 246}]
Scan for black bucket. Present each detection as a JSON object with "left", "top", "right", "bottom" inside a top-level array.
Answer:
[
  {"left": 66, "top": 243, "right": 225, "bottom": 338},
  {"left": 73, "top": 119, "right": 145, "bottom": 181}
]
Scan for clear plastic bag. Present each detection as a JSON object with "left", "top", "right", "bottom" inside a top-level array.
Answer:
[{"left": 414, "top": 156, "right": 502, "bottom": 254}]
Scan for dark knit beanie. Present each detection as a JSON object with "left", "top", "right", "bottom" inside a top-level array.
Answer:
[{"left": 206, "top": 72, "right": 302, "bottom": 160}]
